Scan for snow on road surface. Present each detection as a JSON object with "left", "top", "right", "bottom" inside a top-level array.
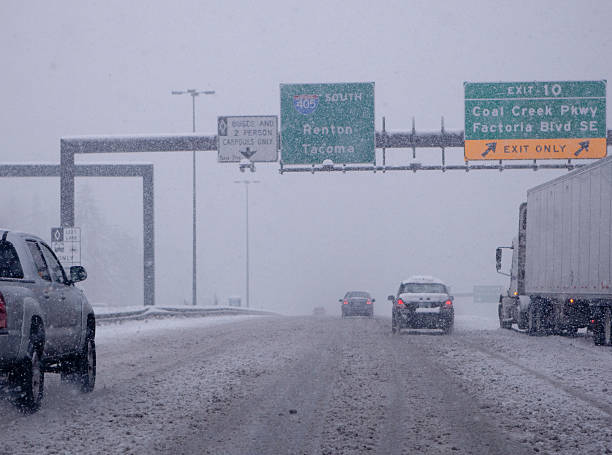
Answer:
[{"left": 1, "top": 301, "right": 612, "bottom": 454}]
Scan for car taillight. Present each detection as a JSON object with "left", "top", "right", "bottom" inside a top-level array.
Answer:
[
  {"left": 366, "top": 300, "right": 372, "bottom": 305},
  {"left": 0, "top": 292, "right": 6, "bottom": 329},
  {"left": 444, "top": 300, "right": 452, "bottom": 306},
  {"left": 343, "top": 300, "right": 348, "bottom": 305},
  {"left": 397, "top": 298, "right": 404, "bottom": 306}
]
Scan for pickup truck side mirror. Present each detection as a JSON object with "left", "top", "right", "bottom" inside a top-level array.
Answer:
[
  {"left": 387, "top": 295, "right": 395, "bottom": 302},
  {"left": 70, "top": 265, "right": 87, "bottom": 283},
  {"left": 338, "top": 298, "right": 343, "bottom": 303},
  {"left": 496, "top": 248, "right": 502, "bottom": 272},
  {"left": 371, "top": 298, "right": 376, "bottom": 303}
]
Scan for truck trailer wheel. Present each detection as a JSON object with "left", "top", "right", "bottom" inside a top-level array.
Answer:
[
  {"left": 498, "top": 304, "right": 512, "bottom": 329},
  {"left": 595, "top": 308, "right": 612, "bottom": 346},
  {"left": 527, "top": 305, "right": 541, "bottom": 336}
]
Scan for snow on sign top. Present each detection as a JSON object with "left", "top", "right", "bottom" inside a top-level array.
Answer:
[{"left": 217, "top": 116, "right": 279, "bottom": 163}]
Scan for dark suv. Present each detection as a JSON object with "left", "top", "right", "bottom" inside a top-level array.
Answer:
[
  {"left": 340, "top": 291, "right": 375, "bottom": 318},
  {"left": 388, "top": 276, "right": 454, "bottom": 334}
]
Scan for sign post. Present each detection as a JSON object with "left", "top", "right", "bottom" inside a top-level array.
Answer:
[
  {"left": 280, "top": 82, "right": 375, "bottom": 165},
  {"left": 464, "top": 81, "right": 606, "bottom": 160}
]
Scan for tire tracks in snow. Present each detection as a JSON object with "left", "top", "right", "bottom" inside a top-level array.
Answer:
[
  {"left": 165, "top": 316, "right": 343, "bottom": 454},
  {"left": 378, "top": 321, "right": 529, "bottom": 455},
  {"left": 456, "top": 337, "right": 612, "bottom": 419}
]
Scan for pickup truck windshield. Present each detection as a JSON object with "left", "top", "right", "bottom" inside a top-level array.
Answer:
[
  {"left": 400, "top": 283, "right": 446, "bottom": 294},
  {"left": 0, "top": 241, "right": 24, "bottom": 279}
]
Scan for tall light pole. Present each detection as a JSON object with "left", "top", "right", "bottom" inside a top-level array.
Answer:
[
  {"left": 234, "top": 180, "right": 259, "bottom": 308},
  {"left": 172, "top": 89, "right": 215, "bottom": 306}
]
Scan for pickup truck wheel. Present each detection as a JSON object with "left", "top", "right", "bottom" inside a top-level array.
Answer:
[
  {"left": 78, "top": 337, "right": 96, "bottom": 393},
  {"left": 391, "top": 313, "right": 398, "bottom": 334},
  {"left": 12, "top": 345, "right": 44, "bottom": 412}
]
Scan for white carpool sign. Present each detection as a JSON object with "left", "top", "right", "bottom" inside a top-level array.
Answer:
[
  {"left": 50, "top": 227, "right": 81, "bottom": 267},
  {"left": 217, "top": 115, "right": 278, "bottom": 162}
]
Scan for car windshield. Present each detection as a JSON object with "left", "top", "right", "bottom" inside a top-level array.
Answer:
[{"left": 400, "top": 283, "right": 447, "bottom": 294}]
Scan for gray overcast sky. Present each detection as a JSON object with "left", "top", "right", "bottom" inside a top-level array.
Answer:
[{"left": 1, "top": 0, "right": 611, "bottom": 313}]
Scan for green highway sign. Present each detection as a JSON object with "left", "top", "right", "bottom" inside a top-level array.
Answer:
[
  {"left": 280, "top": 82, "right": 375, "bottom": 165},
  {"left": 464, "top": 81, "right": 606, "bottom": 160}
]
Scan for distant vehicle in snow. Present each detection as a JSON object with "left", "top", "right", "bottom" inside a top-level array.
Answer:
[
  {"left": 496, "top": 156, "right": 612, "bottom": 345},
  {"left": 339, "top": 291, "right": 375, "bottom": 318},
  {"left": 228, "top": 296, "right": 241, "bottom": 307},
  {"left": 0, "top": 230, "right": 95, "bottom": 411},
  {"left": 388, "top": 276, "right": 454, "bottom": 334},
  {"left": 312, "top": 306, "right": 326, "bottom": 316},
  {"left": 473, "top": 285, "right": 503, "bottom": 303}
]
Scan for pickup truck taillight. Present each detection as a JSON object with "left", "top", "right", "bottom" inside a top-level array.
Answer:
[
  {"left": 343, "top": 300, "right": 349, "bottom": 305},
  {"left": 444, "top": 300, "right": 452, "bottom": 306},
  {"left": 366, "top": 300, "right": 372, "bottom": 305},
  {"left": 0, "top": 292, "right": 6, "bottom": 329},
  {"left": 397, "top": 298, "right": 405, "bottom": 306}
]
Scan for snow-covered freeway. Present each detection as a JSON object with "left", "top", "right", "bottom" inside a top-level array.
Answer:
[{"left": 1, "top": 300, "right": 612, "bottom": 454}]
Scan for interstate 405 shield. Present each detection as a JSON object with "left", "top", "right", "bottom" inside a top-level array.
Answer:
[
  {"left": 464, "top": 81, "right": 606, "bottom": 160},
  {"left": 280, "top": 82, "right": 375, "bottom": 165}
]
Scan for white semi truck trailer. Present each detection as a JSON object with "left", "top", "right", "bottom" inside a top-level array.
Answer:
[{"left": 497, "top": 156, "right": 612, "bottom": 345}]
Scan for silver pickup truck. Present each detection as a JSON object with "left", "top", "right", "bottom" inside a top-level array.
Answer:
[{"left": 0, "top": 230, "right": 95, "bottom": 411}]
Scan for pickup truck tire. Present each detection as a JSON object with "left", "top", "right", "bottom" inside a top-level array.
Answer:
[
  {"left": 78, "top": 337, "right": 96, "bottom": 393},
  {"left": 61, "top": 334, "right": 96, "bottom": 393},
  {"left": 391, "top": 313, "right": 398, "bottom": 334},
  {"left": 11, "top": 344, "right": 44, "bottom": 412}
]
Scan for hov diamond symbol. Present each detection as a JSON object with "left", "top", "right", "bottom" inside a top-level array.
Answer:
[{"left": 218, "top": 117, "right": 228, "bottom": 136}]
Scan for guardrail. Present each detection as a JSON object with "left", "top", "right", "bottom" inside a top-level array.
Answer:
[{"left": 96, "top": 306, "right": 277, "bottom": 323}]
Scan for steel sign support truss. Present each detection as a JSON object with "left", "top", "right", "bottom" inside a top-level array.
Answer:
[
  {"left": 45, "top": 123, "right": 612, "bottom": 304},
  {"left": 0, "top": 163, "right": 154, "bottom": 306},
  {"left": 60, "top": 135, "right": 217, "bottom": 307},
  {"left": 278, "top": 120, "right": 612, "bottom": 174}
]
